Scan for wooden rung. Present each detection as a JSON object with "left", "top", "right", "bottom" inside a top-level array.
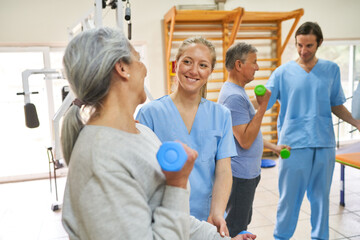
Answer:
[
  {"left": 254, "top": 76, "right": 270, "bottom": 80},
  {"left": 258, "top": 58, "right": 279, "bottom": 62},
  {"left": 213, "top": 69, "right": 224, "bottom": 73},
  {"left": 236, "top": 36, "right": 278, "bottom": 40},
  {"left": 261, "top": 122, "right": 277, "bottom": 126},
  {"left": 208, "top": 79, "right": 224, "bottom": 83},
  {"left": 245, "top": 86, "right": 255, "bottom": 90},
  {"left": 208, "top": 98, "right": 217, "bottom": 102},
  {"left": 173, "top": 37, "right": 223, "bottom": 42},
  {"left": 170, "top": 21, "right": 224, "bottom": 26},
  {"left": 207, "top": 88, "right": 221, "bottom": 93},
  {"left": 264, "top": 113, "right": 278, "bottom": 117},
  {"left": 174, "top": 26, "right": 222, "bottom": 32},
  {"left": 254, "top": 77, "right": 270, "bottom": 81},
  {"left": 238, "top": 26, "right": 278, "bottom": 31},
  {"left": 259, "top": 67, "right": 276, "bottom": 71},
  {"left": 262, "top": 130, "right": 277, "bottom": 135}
]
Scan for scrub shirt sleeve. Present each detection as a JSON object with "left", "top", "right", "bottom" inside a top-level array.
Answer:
[
  {"left": 135, "top": 107, "right": 155, "bottom": 130},
  {"left": 266, "top": 70, "right": 280, "bottom": 110},
  {"left": 216, "top": 108, "right": 237, "bottom": 161},
  {"left": 330, "top": 66, "right": 346, "bottom": 106}
]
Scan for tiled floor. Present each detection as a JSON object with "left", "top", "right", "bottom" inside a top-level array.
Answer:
[{"left": 0, "top": 160, "right": 359, "bottom": 239}]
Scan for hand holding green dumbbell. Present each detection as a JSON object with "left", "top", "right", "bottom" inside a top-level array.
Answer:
[
  {"left": 254, "top": 84, "right": 267, "bottom": 96},
  {"left": 280, "top": 148, "right": 291, "bottom": 159}
]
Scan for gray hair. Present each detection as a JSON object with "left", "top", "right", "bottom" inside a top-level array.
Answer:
[
  {"left": 175, "top": 36, "right": 216, "bottom": 98},
  {"left": 225, "top": 42, "right": 257, "bottom": 71},
  {"left": 61, "top": 27, "right": 132, "bottom": 165}
]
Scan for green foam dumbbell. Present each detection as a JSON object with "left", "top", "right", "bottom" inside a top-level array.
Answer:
[
  {"left": 254, "top": 84, "right": 266, "bottom": 96},
  {"left": 280, "top": 148, "right": 291, "bottom": 159}
]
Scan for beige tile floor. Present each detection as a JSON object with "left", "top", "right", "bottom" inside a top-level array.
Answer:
[
  {"left": 0, "top": 160, "right": 359, "bottom": 240},
  {"left": 248, "top": 160, "right": 360, "bottom": 240}
]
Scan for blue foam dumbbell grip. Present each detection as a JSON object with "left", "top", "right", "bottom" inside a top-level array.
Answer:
[{"left": 156, "top": 142, "right": 187, "bottom": 171}]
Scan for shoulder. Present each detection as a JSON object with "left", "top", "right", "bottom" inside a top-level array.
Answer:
[
  {"left": 203, "top": 99, "right": 231, "bottom": 116},
  {"left": 138, "top": 95, "right": 169, "bottom": 113},
  {"left": 136, "top": 123, "right": 157, "bottom": 137},
  {"left": 275, "top": 60, "right": 296, "bottom": 73},
  {"left": 318, "top": 59, "right": 340, "bottom": 71}
]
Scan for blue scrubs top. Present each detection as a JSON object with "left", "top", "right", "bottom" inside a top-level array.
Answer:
[
  {"left": 266, "top": 59, "right": 346, "bottom": 149},
  {"left": 218, "top": 82, "right": 263, "bottom": 179},
  {"left": 136, "top": 95, "right": 237, "bottom": 221}
]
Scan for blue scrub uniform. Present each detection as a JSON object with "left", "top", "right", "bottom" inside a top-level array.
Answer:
[
  {"left": 136, "top": 95, "right": 237, "bottom": 221},
  {"left": 266, "top": 59, "right": 346, "bottom": 240}
]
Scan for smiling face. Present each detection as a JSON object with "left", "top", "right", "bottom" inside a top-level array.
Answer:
[
  {"left": 175, "top": 43, "right": 213, "bottom": 95},
  {"left": 296, "top": 34, "right": 320, "bottom": 64}
]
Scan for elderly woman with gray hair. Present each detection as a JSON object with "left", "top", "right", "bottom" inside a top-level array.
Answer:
[{"left": 60, "top": 27, "right": 256, "bottom": 240}]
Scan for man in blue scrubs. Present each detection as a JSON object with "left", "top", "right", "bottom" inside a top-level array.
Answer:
[{"left": 266, "top": 22, "right": 360, "bottom": 240}]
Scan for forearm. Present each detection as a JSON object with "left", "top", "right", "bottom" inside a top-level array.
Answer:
[
  {"left": 209, "top": 158, "right": 232, "bottom": 218},
  {"left": 190, "top": 216, "right": 231, "bottom": 240},
  {"left": 251, "top": 97, "right": 258, "bottom": 110},
  {"left": 332, "top": 105, "right": 360, "bottom": 130},
  {"left": 236, "top": 106, "right": 267, "bottom": 149},
  {"left": 263, "top": 139, "right": 278, "bottom": 153}
]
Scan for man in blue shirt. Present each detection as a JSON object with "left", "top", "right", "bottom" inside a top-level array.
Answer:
[
  {"left": 266, "top": 22, "right": 360, "bottom": 240},
  {"left": 218, "top": 42, "right": 285, "bottom": 237}
]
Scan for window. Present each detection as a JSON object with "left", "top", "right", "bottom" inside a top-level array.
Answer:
[
  {"left": 0, "top": 43, "right": 149, "bottom": 180},
  {"left": 317, "top": 41, "right": 360, "bottom": 144},
  {"left": 0, "top": 47, "right": 66, "bottom": 178}
]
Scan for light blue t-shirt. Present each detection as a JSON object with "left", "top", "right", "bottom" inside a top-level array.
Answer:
[
  {"left": 266, "top": 59, "right": 346, "bottom": 148},
  {"left": 218, "top": 82, "right": 262, "bottom": 179},
  {"left": 136, "top": 95, "right": 237, "bottom": 221}
]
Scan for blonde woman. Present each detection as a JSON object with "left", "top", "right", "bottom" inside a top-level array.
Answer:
[{"left": 137, "top": 37, "right": 237, "bottom": 237}]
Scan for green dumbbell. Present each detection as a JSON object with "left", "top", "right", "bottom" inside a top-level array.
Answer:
[
  {"left": 254, "top": 84, "right": 266, "bottom": 96},
  {"left": 280, "top": 148, "right": 291, "bottom": 159}
]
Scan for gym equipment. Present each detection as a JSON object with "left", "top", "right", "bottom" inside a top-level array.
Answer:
[
  {"left": 261, "top": 158, "right": 276, "bottom": 168},
  {"left": 68, "top": 0, "right": 132, "bottom": 40},
  {"left": 17, "top": 69, "right": 61, "bottom": 129},
  {"left": 254, "top": 84, "right": 266, "bottom": 96},
  {"left": 47, "top": 147, "right": 63, "bottom": 211},
  {"left": 156, "top": 142, "right": 187, "bottom": 171},
  {"left": 280, "top": 148, "right": 291, "bottom": 159}
]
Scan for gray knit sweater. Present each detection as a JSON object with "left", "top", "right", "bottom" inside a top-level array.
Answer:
[{"left": 62, "top": 124, "right": 230, "bottom": 240}]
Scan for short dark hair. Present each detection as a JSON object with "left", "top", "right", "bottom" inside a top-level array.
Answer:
[{"left": 295, "top": 22, "right": 323, "bottom": 46}]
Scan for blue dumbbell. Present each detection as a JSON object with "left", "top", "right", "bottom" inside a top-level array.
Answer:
[{"left": 156, "top": 142, "right": 187, "bottom": 171}]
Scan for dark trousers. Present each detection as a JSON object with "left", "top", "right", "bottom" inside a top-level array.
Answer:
[{"left": 225, "top": 175, "right": 261, "bottom": 237}]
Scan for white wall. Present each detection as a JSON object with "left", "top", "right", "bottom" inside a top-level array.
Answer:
[{"left": 1, "top": 0, "right": 360, "bottom": 98}]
